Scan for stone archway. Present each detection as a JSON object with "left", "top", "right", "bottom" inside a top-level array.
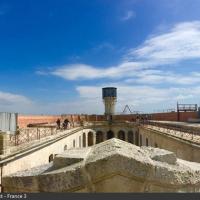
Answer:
[
  {"left": 49, "top": 154, "right": 54, "bottom": 163},
  {"left": 79, "top": 136, "right": 81, "bottom": 148},
  {"left": 135, "top": 131, "right": 139, "bottom": 146},
  {"left": 118, "top": 130, "right": 125, "bottom": 141},
  {"left": 96, "top": 131, "right": 104, "bottom": 144},
  {"left": 64, "top": 145, "right": 68, "bottom": 151},
  {"left": 139, "top": 134, "right": 142, "bottom": 146},
  {"left": 83, "top": 132, "right": 86, "bottom": 147},
  {"left": 88, "top": 132, "right": 94, "bottom": 146},
  {"left": 107, "top": 130, "right": 114, "bottom": 139},
  {"left": 146, "top": 138, "right": 149, "bottom": 146},
  {"left": 128, "top": 131, "right": 134, "bottom": 144}
]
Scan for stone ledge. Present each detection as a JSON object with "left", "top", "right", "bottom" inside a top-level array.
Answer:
[
  {"left": 141, "top": 147, "right": 177, "bottom": 165},
  {"left": 53, "top": 148, "right": 90, "bottom": 168}
]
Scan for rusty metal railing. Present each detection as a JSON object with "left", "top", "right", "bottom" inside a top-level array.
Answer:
[
  {"left": 142, "top": 121, "right": 200, "bottom": 144},
  {"left": 9, "top": 121, "right": 83, "bottom": 146},
  {"left": 9, "top": 127, "right": 58, "bottom": 146}
]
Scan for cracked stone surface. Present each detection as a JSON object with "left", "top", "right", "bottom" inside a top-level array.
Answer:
[
  {"left": 141, "top": 146, "right": 177, "bottom": 165},
  {"left": 3, "top": 138, "right": 200, "bottom": 193}
]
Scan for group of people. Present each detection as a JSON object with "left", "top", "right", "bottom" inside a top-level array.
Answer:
[
  {"left": 56, "top": 118, "right": 70, "bottom": 130},
  {"left": 135, "top": 115, "right": 152, "bottom": 124}
]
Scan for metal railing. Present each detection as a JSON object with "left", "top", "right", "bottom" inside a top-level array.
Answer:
[
  {"left": 9, "top": 127, "right": 58, "bottom": 146},
  {"left": 9, "top": 122, "right": 82, "bottom": 146},
  {"left": 142, "top": 121, "right": 200, "bottom": 144}
]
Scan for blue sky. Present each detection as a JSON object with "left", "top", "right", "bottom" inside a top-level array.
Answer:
[{"left": 1, "top": 0, "right": 200, "bottom": 114}]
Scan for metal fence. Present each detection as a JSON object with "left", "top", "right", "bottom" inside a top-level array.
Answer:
[
  {"left": 142, "top": 121, "right": 200, "bottom": 144},
  {"left": 9, "top": 127, "right": 58, "bottom": 146},
  {"left": 9, "top": 121, "right": 83, "bottom": 146}
]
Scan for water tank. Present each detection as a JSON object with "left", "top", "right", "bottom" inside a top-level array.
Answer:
[
  {"left": 102, "top": 87, "right": 117, "bottom": 116},
  {"left": 102, "top": 87, "right": 117, "bottom": 99}
]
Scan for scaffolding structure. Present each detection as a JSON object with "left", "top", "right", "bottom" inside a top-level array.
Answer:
[
  {"left": 177, "top": 102, "right": 198, "bottom": 121},
  {"left": 121, "top": 105, "right": 142, "bottom": 115}
]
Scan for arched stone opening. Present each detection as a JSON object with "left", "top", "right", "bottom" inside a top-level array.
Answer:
[
  {"left": 49, "top": 154, "right": 54, "bottom": 163},
  {"left": 146, "top": 138, "right": 149, "bottom": 146},
  {"left": 128, "top": 131, "right": 134, "bottom": 144},
  {"left": 96, "top": 131, "right": 103, "bottom": 144},
  {"left": 79, "top": 136, "right": 81, "bottom": 148},
  {"left": 139, "top": 134, "right": 142, "bottom": 146},
  {"left": 118, "top": 130, "right": 125, "bottom": 141},
  {"left": 88, "top": 132, "right": 94, "bottom": 146},
  {"left": 73, "top": 140, "right": 76, "bottom": 148},
  {"left": 64, "top": 145, "right": 68, "bottom": 151},
  {"left": 107, "top": 130, "right": 114, "bottom": 139},
  {"left": 83, "top": 132, "right": 86, "bottom": 147},
  {"left": 135, "top": 131, "right": 139, "bottom": 146}
]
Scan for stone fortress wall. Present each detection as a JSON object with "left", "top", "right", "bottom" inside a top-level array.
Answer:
[
  {"left": 1, "top": 120, "right": 200, "bottom": 192},
  {"left": 1, "top": 121, "right": 200, "bottom": 178},
  {"left": 139, "top": 126, "right": 200, "bottom": 162},
  {"left": 3, "top": 139, "right": 200, "bottom": 193},
  {"left": 18, "top": 112, "right": 198, "bottom": 128}
]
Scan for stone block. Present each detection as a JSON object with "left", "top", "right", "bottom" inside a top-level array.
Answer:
[
  {"left": 141, "top": 146, "right": 177, "bottom": 165},
  {"left": 53, "top": 148, "right": 90, "bottom": 168}
]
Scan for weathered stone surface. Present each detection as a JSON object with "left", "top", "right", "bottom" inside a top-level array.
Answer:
[
  {"left": 53, "top": 148, "right": 90, "bottom": 168},
  {"left": 3, "top": 138, "right": 200, "bottom": 193},
  {"left": 141, "top": 146, "right": 177, "bottom": 165}
]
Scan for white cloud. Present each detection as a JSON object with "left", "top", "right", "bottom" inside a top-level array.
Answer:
[
  {"left": 0, "top": 91, "right": 34, "bottom": 113},
  {"left": 0, "top": 90, "right": 101, "bottom": 114},
  {"left": 49, "top": 21, "right": 200, "bottom": 83},
  {"left": 76, "top": 85, "right": 200, "bottom": 113},
  {"left": 30, "top": 21, "right": 200, "bottom": 114},
  {"left": 0, "top": 91, "right": 32, "bottom": 105},
  {"left": 51, "top": 64, "right": 103, "bottom": 80},
  {"left": 1, "top": 84, "right": 199, "bottom": 114},
  {"left": 51, "top": 62, "right": 143, "bottom": 80},
  {"left": 128, "top": 21, "right": 200, "bottom": 63},
  {"left": 126, "top": 71, "right": 200, "bottom": 85}
]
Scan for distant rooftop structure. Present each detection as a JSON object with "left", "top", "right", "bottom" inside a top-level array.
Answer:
[
  {"left": 177, "top": 103, "right": 198, "bottom": 112},
  {"left": 0, "top": 112, "right": 18, "bottom": 134},
  {"left": 177, "top": 102, "right": 198, "bottom": 121}
]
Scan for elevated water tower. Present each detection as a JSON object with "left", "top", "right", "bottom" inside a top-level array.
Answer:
[{"left": 102, "top": 87, "right": 117, "bottom": 121}]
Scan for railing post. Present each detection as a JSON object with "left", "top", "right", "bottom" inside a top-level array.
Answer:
[
  {"left": 36, "top": 128, "right": 39, "bottom": 140},
  {"left": 16, "top": 134, "right": 19, "bottom": 146},
  {"left": 192, "top": 132, "right": 194, "bottom": 141},
  {"left": 38, "top": 128, "right": 40, "bottom": 140},
  {"left": 15, "top": 134, "right": 17, "bottom": 146},
  {"left": 27, "top": 129, "right": 29, "bottom": 142}
]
